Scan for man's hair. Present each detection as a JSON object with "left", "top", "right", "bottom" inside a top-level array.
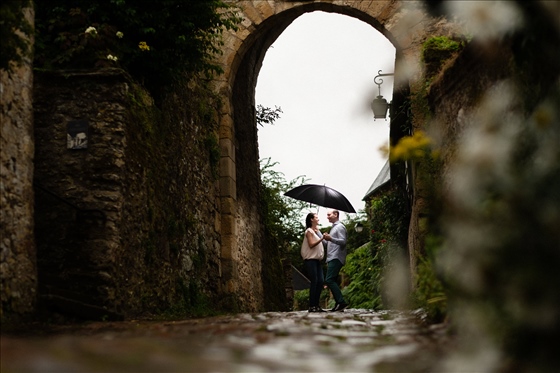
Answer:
[{"left": 332, "top": 210, "right": 339, "bottom": 217}]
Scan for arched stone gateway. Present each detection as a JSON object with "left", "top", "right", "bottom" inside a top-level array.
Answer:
[
  {"left": 1, "top": 0, "right": 462, "bottom": 319},
  {"left": 213, "top": 1, "right": 459, "bottom": 310}
]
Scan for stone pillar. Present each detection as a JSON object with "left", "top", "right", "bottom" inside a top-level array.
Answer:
[
  {"left": 0, "top": 5, "right": 37, "bottom": 320},
  {"left": 219, "top": 112, "right": 238, "bottom": 294}
]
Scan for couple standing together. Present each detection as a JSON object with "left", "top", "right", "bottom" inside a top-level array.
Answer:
[{"left": 301, "top": 209, "right": 348, "bottom": 313}]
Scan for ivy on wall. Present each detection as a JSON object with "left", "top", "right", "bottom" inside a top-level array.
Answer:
[
  {"left": 342, "top": 187, "right": 410, "bottom": 310},
  {"left": 0, "top": 0, "right": 33, "bottom": 72},
  {"left": 33, "top": 0, "right": 241, "bottom": 97}
]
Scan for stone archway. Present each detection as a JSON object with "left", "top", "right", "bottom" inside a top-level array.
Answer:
[{"left": 213, "top": 0, "right": 458, "bottom": 310}]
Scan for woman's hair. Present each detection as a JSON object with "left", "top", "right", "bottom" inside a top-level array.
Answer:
[{"left": 305, "top": 213, "right": 316, "bottom": 229}]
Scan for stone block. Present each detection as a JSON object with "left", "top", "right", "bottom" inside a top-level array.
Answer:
[
  {"left": 241, "top": 4, "right": 263, "bottom": 26},
  {"left": 220, "top": 157, "right": 236, "bottom": 181},
  {"left": 219, "top": 176, "right": 237, "bottom": 199},
  {"left": 219, "top": 116, "right": 234, "bottom": 140},
  {"left": 221, "top": 235, "right": 236, "bottom": 259},
  {"left": 221, "top": 214, "right": 237, "bottom": 236},
  {"left": 254, "top": 1, "right": 275, "bottom": 20}
]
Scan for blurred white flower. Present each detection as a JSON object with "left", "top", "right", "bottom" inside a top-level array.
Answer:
[
  {"left": 85, "top": 26, "right": 97, "bottom": 35},
  {"left": 107, "top": 54, "right": 118, "bottom": 61},
  {"left": 445, "top": 1, "right": 523, "bottom": 42},
  {"left": 116, "top": 31, "right": 124, "bottom": 38}
]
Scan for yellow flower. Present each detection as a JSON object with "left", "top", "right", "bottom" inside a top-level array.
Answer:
[
  {"left": 138, "top": 41, "right": 150, "bottom": 51},
  {"left": 388, "top": 130, "right": 433, "bottom": 162}
]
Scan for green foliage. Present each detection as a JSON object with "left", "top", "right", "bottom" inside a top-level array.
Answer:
[
  {"left": 293, "top": 288, "right": 329, "bottom": 311},
  {"left": 339, "top": 213, "right": 382, "bottom": 309},
  {"left": 260, "top": 157, "right": 308, "bottom": 267},
  {"left": 342, "top": 187, "right": 410, "bottom": 309},
  {"left": 0, "top": 0, "right": 33, "bottom": 72},
  {"left": 33, "top": 0, "right": 241, "bottom": 94},
  {"left": 421, "top": 36, "right": 463, "bottom": 58},
  {"left": 342, "top": 243, "right": 382, "bottom": 309},
  {"left": 204, "top": 133, "right": 220, "bottom": 179},
  {"left": 162, "top": 279, "right": 218, "bottom": 319},
  {"left": 422, "top": 35, "right": 466, "bottom": 78},
  {"left": 415, "top": 258, "right": 446, "bottom": 321},
  {"left": 256, "top": 105, "right": 283, "bottom": 127},
  {"left": 293, "top": 289, "right": 309, "bottom": 310},
  {"left": 341, "top": 212, "right": 370, "bottom": 252},
  {"left": 369, "top": 190, "right": 409, "bottom": 247}
]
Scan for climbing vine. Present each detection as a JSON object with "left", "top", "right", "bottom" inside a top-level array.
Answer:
[
  {"left": 0, "top": 0, "right": 33, "bottom": 72},
  {"left": 33, "top": 0, "right": 242, "bottom": 96}
]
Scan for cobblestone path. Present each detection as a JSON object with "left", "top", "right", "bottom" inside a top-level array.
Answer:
[{"left": 1, "top": 309, "right": 452, "bottom": 372}]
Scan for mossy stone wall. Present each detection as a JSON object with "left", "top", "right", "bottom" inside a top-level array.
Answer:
[{"left": 33, "top": 69, "right": 223, "bottom": 319}]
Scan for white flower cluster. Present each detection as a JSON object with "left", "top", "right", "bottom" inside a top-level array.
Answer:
[{"left": 445, "top": 1, "right": 523, "bottom": 42}]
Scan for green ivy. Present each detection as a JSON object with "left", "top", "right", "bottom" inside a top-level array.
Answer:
[
  {"left": 342, "top": 243, "right": 382, "bottom": 309},
  {"left": 422, "top": 36, "right": 463, "bottom": 57},
  {"left": 422, "top": 35, "right": 466, "bottom": 79},
  {"left": 33, "top": 0, "right": 241, "bottom": 95},
  {"left": 0, "top": 0, "right": 33, "bottom": 72},
  {"left": 161, "top": 279, "right": 218, "bottom": 319},
  {"left": 204, "top": 133, "right": 220, "bottom": 179},
  {"left": 342, "top": 188, "right": 410, "bottom": 310}
]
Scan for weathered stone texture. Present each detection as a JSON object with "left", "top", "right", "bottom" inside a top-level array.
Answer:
[
  {"left": 32, "top": 70, "right": 222, "bottom": 319},
  {"left": 235, "top": 200, "right": 264, "bottom": 311},
  {"left": 0, "top": 8, "right": 36, "bottom": 320}
]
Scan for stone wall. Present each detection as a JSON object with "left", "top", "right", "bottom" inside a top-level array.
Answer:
[
  {"left": 0, "top": 7, "right": 36, "bottom": 321},
  {"left": 33, "top": 69, "right": 224, "bottom": 319}
]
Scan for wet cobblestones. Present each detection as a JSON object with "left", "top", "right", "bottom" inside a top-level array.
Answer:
[{"left": 1, "top": 309, "right": 453, "bottom": 372}]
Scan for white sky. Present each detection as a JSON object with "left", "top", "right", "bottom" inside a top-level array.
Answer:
[{"left": 256, "top": 11, "right": 396, "bottom": 222}]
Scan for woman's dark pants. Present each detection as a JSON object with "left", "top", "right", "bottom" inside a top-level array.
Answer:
[{"left": 304, "top": 259, "right": 324, "bottom": 307}]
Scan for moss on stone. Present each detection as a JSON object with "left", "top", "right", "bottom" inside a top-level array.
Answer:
[{"left": 422, "top": 36, "right": 465, "bottom": 79}]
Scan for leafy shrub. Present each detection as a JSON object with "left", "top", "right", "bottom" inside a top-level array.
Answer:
[
  {"left": 341, "top": 243, "right": 382, "bottom": 309},
  {"left": 293, "top": 290, "right": 309, "bottom": 311},
  {"left": 33, "top": 0, "right": 241, "bottom": 95},
  {"left": 342, "top": 187, "right": 410, "bottom": 310},
  {"left": 0, "top": 0, "right": 33, "bottom": 72}
]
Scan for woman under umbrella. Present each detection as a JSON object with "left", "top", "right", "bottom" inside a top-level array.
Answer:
[{"left": 301, "top": 212, "right": 326, "bottom": 312}]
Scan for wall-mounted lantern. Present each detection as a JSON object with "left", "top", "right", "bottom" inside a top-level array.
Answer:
[
  {"left": 355, "top": 222, "right": 364, "bottom": 233},
  {"left": 371, "top": 70, "right": 394, "bottom": 121}
]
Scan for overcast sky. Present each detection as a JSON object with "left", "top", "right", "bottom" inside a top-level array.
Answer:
[{"left": 256, "top": 11, "right": 395, "bottom": 223}]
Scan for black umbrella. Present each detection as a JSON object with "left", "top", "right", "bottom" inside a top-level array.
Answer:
[{"left": 284, "top": 184, "right": 356, "bottom": 213}]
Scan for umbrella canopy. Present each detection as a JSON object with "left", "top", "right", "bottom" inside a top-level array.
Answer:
[{"left": 284, "top": 184, "right": 356, "bottom": 213}]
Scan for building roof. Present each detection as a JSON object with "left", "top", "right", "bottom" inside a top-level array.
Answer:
[
  {"left": 362, "top": 160, "right": 391, "bottom": 200},
  {"left": 291, "top": 265, "right": 310, "bottom": 291}
]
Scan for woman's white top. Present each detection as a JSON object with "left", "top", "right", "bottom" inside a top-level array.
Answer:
[{"left": 301, "top": 228, "right": 324, "bottom": 260}]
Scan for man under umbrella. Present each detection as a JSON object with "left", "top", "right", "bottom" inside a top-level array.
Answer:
[{"left": 323, "top": 209, "right": 349, "bottom": 312}]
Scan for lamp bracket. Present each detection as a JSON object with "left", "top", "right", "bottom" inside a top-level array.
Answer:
[{"left": 374, "top": 70, "right": 394, "bottom": 95}]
